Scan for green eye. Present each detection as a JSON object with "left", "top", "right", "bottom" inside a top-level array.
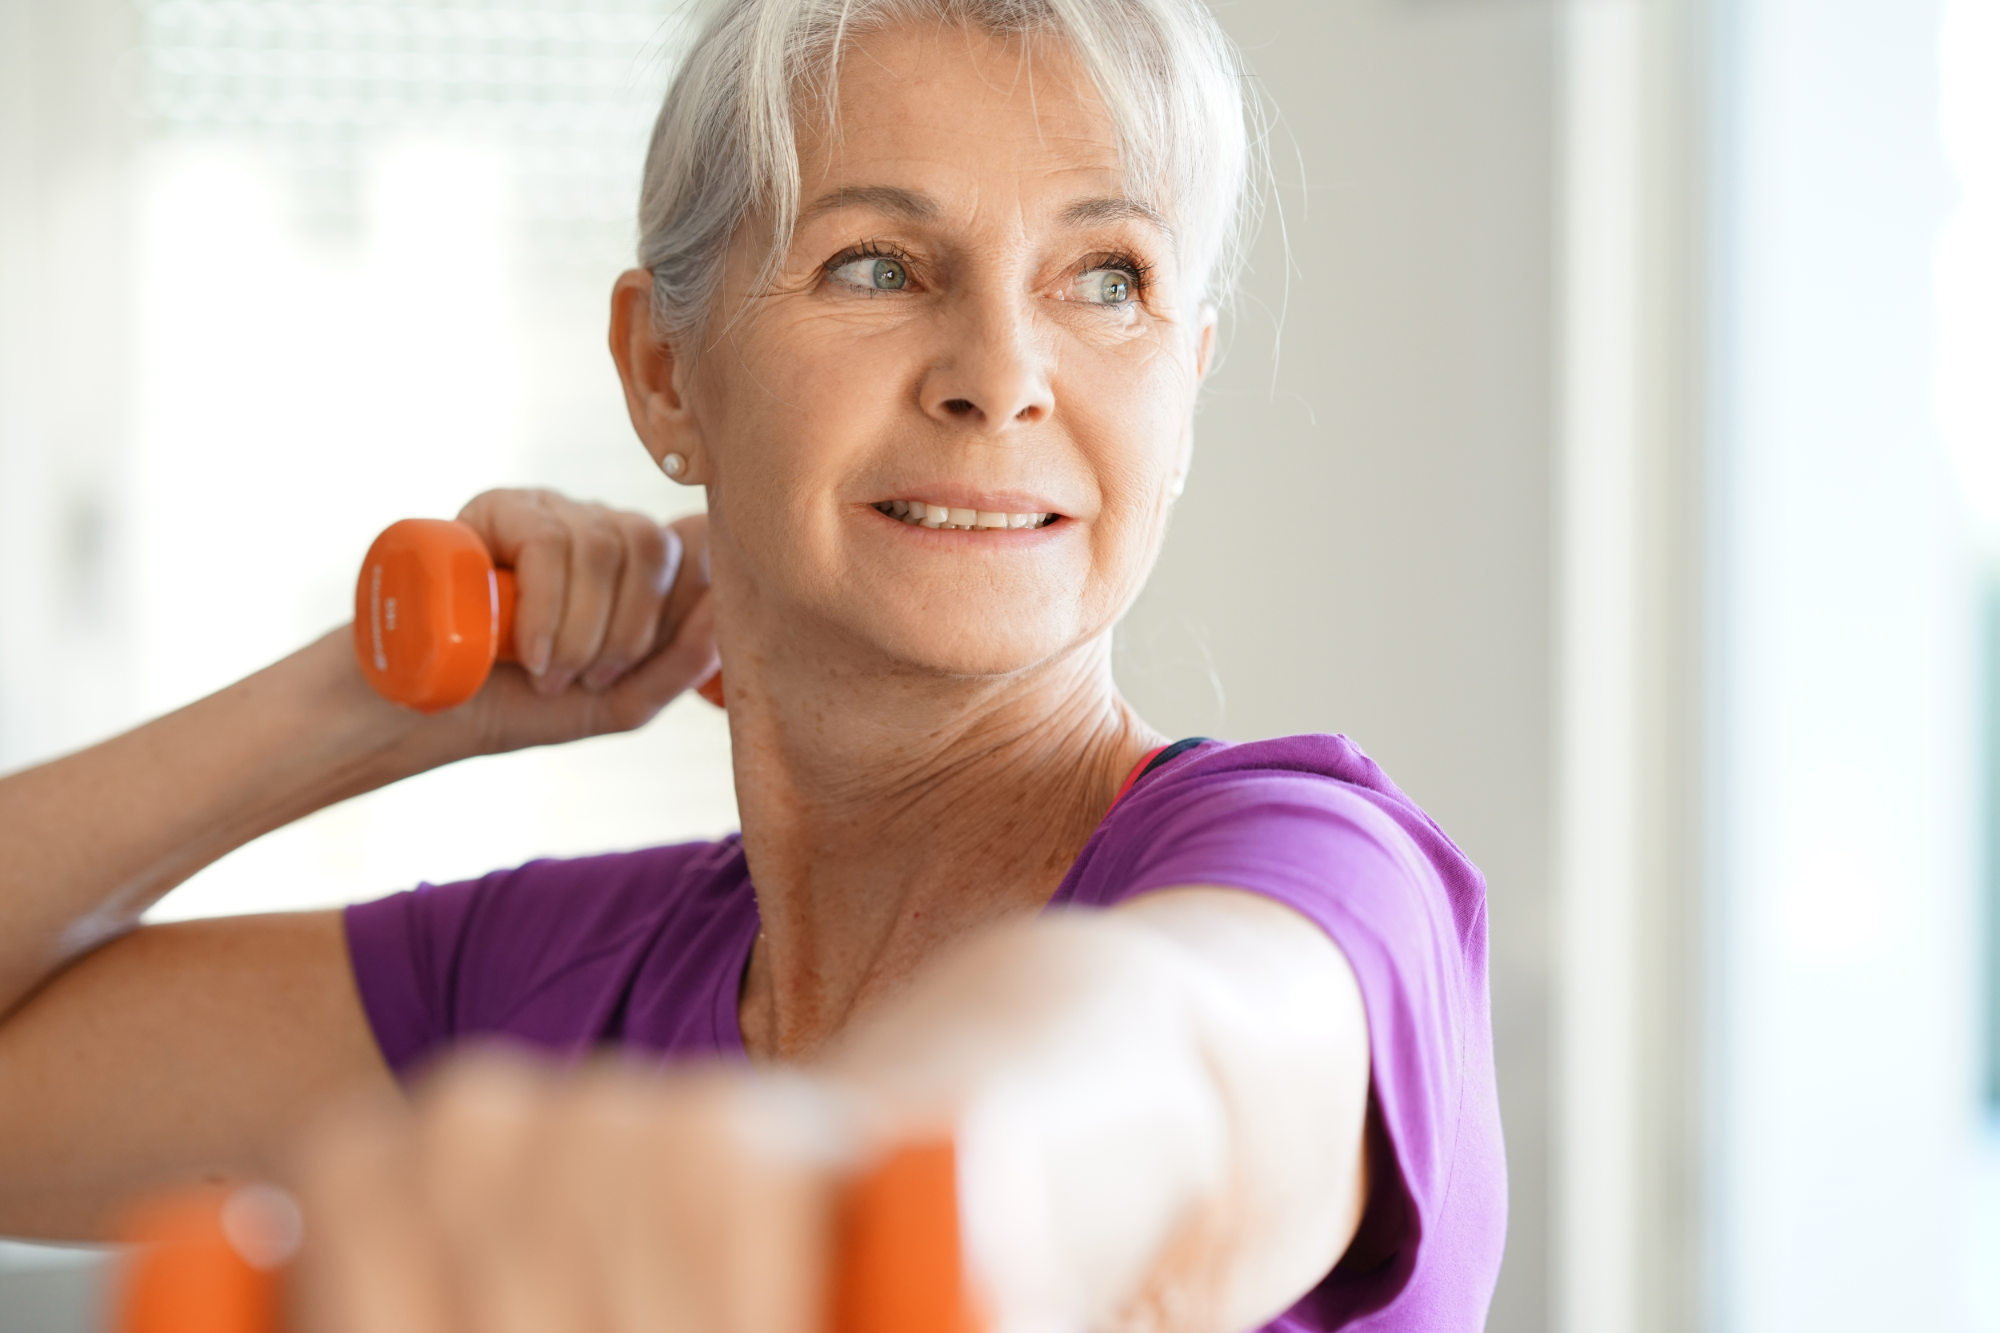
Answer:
[
  {"left": 1075, "top": 268, "right": 1134, "bottom": 304},
  {"left": 831, "top": 255, "right": 909, "bottom": 291}
]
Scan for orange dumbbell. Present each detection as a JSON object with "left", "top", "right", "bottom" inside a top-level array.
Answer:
[
  {"left": 114, "top": 1141, "right": 978, "bottom": 1333},
  {"left": 112, "top": 1184, "right": 297, "bottom": 1333},
  {"left": 353, "top": 518, "right": 723, "bottom": 714}
]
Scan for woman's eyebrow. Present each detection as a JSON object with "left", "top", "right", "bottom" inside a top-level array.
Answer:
[
  {"left": 798, "top": 185, "right": 1172, "bottom": 240},
  {"left": 1059, "top": 195, "right": 1173, "bottom": 240},
  {"left": 800, "top": 184, "right": 940, "bottom": 225}
]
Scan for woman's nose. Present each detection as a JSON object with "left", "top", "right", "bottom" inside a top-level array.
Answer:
[{"left": 917, "top": 294, "right": 1055, "bottom": 431}]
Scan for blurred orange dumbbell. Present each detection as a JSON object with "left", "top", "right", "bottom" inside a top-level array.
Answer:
[
  {"left": 114, "top": 1141, "right": 977, "bottom": 1333},
  {"left": 352, "top": 517, "right": 723, "bottom": 714}
]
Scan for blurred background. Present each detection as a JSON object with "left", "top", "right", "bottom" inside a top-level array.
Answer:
[{"left": 0, "top": 0, "right": 1994, "bottom": 1329}]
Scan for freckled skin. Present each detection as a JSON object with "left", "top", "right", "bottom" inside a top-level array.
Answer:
[{"left": 612, "top": 22, "right": 1218, "bottom": 1059}]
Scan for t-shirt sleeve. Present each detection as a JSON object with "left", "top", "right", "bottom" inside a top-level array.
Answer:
[
  {"left": 342, "top": 845, "right": 710, "bottom": 1081},
  {"left": 1068, "top": 768, "right": 1471, "bottom": 1325}
]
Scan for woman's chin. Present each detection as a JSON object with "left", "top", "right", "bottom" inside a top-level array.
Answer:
[{"left": 845, "top": 612, "right": 1087, "bottom": 682}]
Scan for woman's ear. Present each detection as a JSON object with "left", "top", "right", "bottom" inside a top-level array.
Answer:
[
  {"left": 610, "top": 269, "right": 708, "bottom": 483},
  {"left": 1167, "top": 304, "right": 1218, "bottom": 500},
  {"left": 1195, "top": 303, "right": 1219, "bottom": 381}
]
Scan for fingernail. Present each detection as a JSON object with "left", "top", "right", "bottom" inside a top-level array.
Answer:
[
  {"left": 540, "top": 670, "right": 574, "bottom": 697},
  {"left": 581, "top": 661, "right": 623, "bottom": 692},
  {"left": 528, "top": 634, "right": 552, "bottom": 676}
]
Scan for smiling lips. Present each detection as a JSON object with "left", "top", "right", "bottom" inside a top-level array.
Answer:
[{"left": 874, "top": 499, "right": 1057, "bottom": 531}]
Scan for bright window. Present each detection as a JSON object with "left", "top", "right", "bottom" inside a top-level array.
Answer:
[{"left": 125, "top": 0, "right": 738, "bottom": 922}]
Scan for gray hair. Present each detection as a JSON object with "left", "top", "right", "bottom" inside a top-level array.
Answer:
[{"left": 637, "top": 0, "right": 1263, "bottom": 345}]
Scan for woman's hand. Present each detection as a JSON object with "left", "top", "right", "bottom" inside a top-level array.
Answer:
[
  {"left": 448, "top": 488, "right": 719, "bottom": 757},
  {"left": 295, "top": 1055, "right": 843, "bottom": 1333}
]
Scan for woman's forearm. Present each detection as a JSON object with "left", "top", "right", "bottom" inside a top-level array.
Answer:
[
  {"left": 821, "top": 894, "right": 1371, "bottom": 1333},
  {"left": 284, "top": 893, "right": 1369, "bottom": 1333},
  {"left": 0, "top": 626, "right": 462, "bottom": 1019},
  {"left": 819, "top": 913, "right": 1267, "bottom": 1333}
]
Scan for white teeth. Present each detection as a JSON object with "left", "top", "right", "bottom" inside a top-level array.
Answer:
[{"left": 874, "top": 499, "right": 1055, "bottom": 531}]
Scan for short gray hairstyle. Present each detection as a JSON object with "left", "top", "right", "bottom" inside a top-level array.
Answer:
[{"left": 637, "top": 0, "right": 1262, "bottom": 344}]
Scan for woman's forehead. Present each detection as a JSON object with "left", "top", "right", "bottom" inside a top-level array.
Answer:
[{"left": 795, "top": 23, "right": 1137, "bottom": 220}]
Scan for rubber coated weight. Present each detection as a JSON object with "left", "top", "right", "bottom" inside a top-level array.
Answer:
[
  {"left": 353, "top": 519, "right": 514, "bottom": 715},
  {"left": 353, "top": 516, "right": 723, "bottom": 714},
  {"left": 113, "top": 1187, "right": 286, "bottom": 1333}
]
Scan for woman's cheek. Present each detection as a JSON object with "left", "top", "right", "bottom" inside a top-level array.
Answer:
[{"left": 745, "top": 320, "right": 918, "bottom": 455}]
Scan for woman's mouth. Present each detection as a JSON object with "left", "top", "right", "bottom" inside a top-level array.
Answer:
[{"left": 872, "top": 499, "right": 1058, "bottom": 531}]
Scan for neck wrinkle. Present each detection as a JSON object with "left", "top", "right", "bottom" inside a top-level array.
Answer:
[{"left": 723, "top": 627, "right": 1163, "bottom": 1062}]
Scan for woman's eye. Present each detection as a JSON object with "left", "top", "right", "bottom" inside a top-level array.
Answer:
[
  {"left": 1068, "top": 267, "right": 1137, "bottom": 305},
  {"left": 829, "top": 255, "right": 909, "bottom": 291}
]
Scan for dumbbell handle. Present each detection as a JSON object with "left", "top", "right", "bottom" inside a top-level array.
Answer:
[{"left": 114, "top": 1140, "right": 972, "bottom": 1333}]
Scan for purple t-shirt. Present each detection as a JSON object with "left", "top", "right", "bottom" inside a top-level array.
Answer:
[{"left": 344, "top": 733, "right": 1504, "bottom": 1330}]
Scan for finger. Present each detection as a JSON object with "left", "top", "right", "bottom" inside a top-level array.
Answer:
[
  {"left": 582, "top": 515, "right": 681, "bottom": 694},
  {"left": 458, "top": 489, "right": 571, "bottom": 680},
  {"left": 600, "top": 589, "right": 720, "bottom": 734},
  {"left": 542, "top": 504, "right": 627, "bottom": 696},
  {"left": 416, "top": 1053, "right": 592, "bottom": 1333},
  {"left": 546, "top": 1069, "right": 685, "bottom": 1333},
  {"left": 295, "top": 1100, "right": 459, "bottom": 1333},
  {"left": 564, "top": 1068, "right": 833, "bottom": 1333}
]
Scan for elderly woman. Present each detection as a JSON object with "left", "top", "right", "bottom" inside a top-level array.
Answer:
[{"left": 0, "top": 0, "right": 1502, "bottom": 1329}]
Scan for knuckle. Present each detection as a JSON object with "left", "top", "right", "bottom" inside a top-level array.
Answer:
[
  {"left": 455, "top": 487, "right": 510, "bottom": 522},
  {"left": 574, "top": 525, "right": 623, "bottom": 577},
  {"left": 561, "top": 1067, "right": 654, "bottom": 1134},
  {"left": 423, "top": 1057, "right": 534, "bottom": 1123},
  {"left": 518, "top": 528, "right": 572, "bottom": 581},
  {"left": 616, "top": 600, "right": 662, "bottom": 648},
  {"left": 621, "top": 513, "right": 670, "bottom": 567},
  {"left": 516, "top": 510, "right": 568, "bottom": 550}
]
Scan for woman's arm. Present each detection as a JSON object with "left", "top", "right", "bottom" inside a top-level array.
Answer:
[
  {"left": 0, "top": 632, "right": 446, "bottom": 1236},
  {"left": 294, "top": 886, "right": 1371, "bottom": 1333},
  {"left": 829, "top": 887, "right": 1372, "bottom": 1333},
  {"left": 0, "top": 909, "right": 391, "bottom": 1238},
  {"left": 0, "top": 629, "right": 443, "bottom": 1023},
  {"left": 0, "top": 494, "right": 717, "bottom": 1238}
]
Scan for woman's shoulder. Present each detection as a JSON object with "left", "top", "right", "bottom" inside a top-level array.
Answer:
[
  {"left": 373, "top": 834, "right": 752, "bottom": 941},
  {"left": 1149, "top": 733, "right": 1453, "bottom": 835},
  {"left": 343, "top": 834, "right": 755, "bottom": 1075},
  {"left": 455, "top": 834, "right": 750, "bottom": 908},
  {"left": 1081, "top": 736, "right": 1503, "bottom": 1324},
  {"left": 1071, "top": 733, "right": 1487, "bottom": 949}
]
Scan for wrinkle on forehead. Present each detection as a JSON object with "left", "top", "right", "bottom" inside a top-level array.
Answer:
[{"left": 797, "top": 20, "right": 1143, "bottom": 212}]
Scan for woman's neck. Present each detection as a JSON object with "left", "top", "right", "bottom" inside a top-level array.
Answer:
[{"left": 721, "top": 624, "right": 1163, "bottom": 1063}]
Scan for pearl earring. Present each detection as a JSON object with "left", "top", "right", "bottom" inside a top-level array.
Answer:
[{"left": 660, "top": 452, "right": 687, "bottom": 479}]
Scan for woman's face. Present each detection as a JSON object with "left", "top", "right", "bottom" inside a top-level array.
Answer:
[{"left": 676, "top": 22, "right": 1211, "bottom": 679}]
